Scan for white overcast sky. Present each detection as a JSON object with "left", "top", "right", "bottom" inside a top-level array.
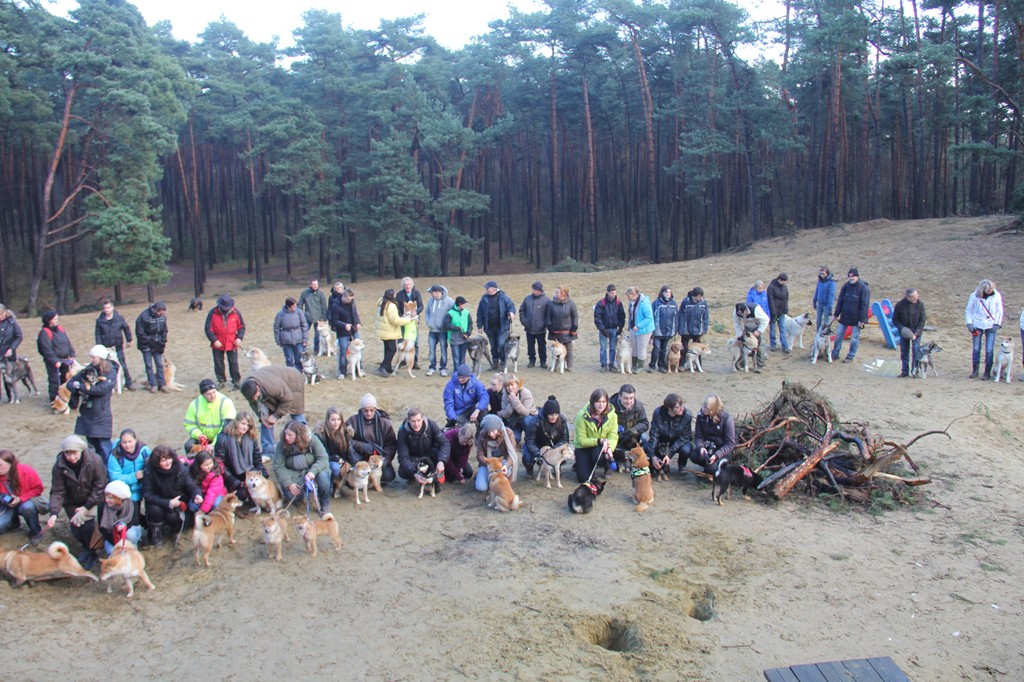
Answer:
[{"left": 47, "top": 0, "right": 785, "bottom": 53}]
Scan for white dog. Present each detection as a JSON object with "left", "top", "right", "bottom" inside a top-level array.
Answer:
[
  {"left": 993, "top": 338, "right": 1013, "bottom": 383},
  {"left": 784, "top": 313, "right": 815, "bottom": 349},
  {"left": 810, "top": 325, "right": 833, "bottom": 365},
  {"left": 614, "top": 334, "right": 633, "bottom": 374},
  {"left": 685, "top": 342, "right": 711, "bottom": 373},
  {"left": 316, "top": 321, "right": 335, "bottom": 357},
  {"left": 346, "top": 338, "right": 366, "bottom": 381}
]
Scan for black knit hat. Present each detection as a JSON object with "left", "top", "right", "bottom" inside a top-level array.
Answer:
[
  {"left": 542, "top": 395, "right": 561, "bottom": 417},
  {"left": 41, "top": 310, "right": 58, "bottom": 325}
]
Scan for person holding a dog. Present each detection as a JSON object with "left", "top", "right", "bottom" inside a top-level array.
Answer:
[
  {"left": 645, "top": 394, "right": 695, "bottom": 477},
  {"left": 519, "top": 282, "right": 551, "bottom": 369},
  {"left": 965, "top": 278, "right": 1004, "bottom": 379},
  {"left": 573, "top": 388, "right": 619, "bottom": 482},
  {"left": 328, "top": 287, "right": 361, "bottom": 378},
  {"left": 677, "top": 287, "right": 710, "bottom": 362},
  {"left": 37, "top": 310, "right": 76, "bottom": 403},
  {"left": 45, "top": 435, "right": 108, "bottom": 568},
  {"left": 425, "top": 284, "right": 454, "bottom": 377},
  {"left": 691, "top": 394, "right": 737, "bottom": 474},
  {"left": 205, "top": 295, "right": 246, "bottom": 391},
  {"left": 94, "top": 299, "right": 135, "bottom": 391},
  {"left": 135, "top": 301, "right": 169, "bottom": 393},
  {"left": 524, "top": 395, "right": 570, "bottom": 478},
  {"left": 594, "top": 285, "right": 625, "bottom": 372},
  {"left": 0, "top": 450, "right": 46, "bottom": 545},
  {"left": 649, "top": 286, "right": 677, "bottom": 373},
  {"left": 546, "top": 285, "right": 579, "bottom": 370},
  {"left": 444, "top": 296, "right": 473, "bottom": 369},
  {"left": 397, "top": 277, "right": 425, "bottom": 370},
  {"left": 766, "top": 273, "right": 791, "bottom": 354},
  {"left": 183, "top": 378, "right": 237, "bottom": 453},
  {"left": 298, "top": 279, "right": 328, "bottom": 356},
  {"left": 813, "top": 266, "right": 837, "bottom": 332},
  {"left": 443, "top": 364, "right": 489, "bottom": 427},
  {"left": 346, "top": 393, "right": 399, "bottom": 485},
  {"left": 831, "top": 267, "right": 871, "bottom": 363},
  {"left": 476, "top": 280, "right": 516, "bottom": 371},
  {"left": 733, "top": 302, "right": 770, "bottom": 370},
  {"left": 396, "top": 407, "right": 450, "bottom": 484},
  {"left": 893, "top": 288, "right": 927, "bottom": 378},
  {"left": 274, "top": 296, "right": 309, "bottom": 370},
  {"left": 67, "top": 345, "right": 120, "bottom": 462},
  {"left": 375, "top": 288, "right": 418, "bottom": 378}
]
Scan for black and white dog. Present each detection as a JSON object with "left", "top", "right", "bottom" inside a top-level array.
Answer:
[
  {"left": 502, "top": 335, "right": 521, "bottom": 373},
  {"left": 300, "top": 351, "right": 323, "bottom": 385},
  {"left": 568, "top": 479, "right": 606, "bottom": 514},
  {"left": 415, "top": 458, "right": 439, "bottom": 499},
  {"left": 910, "top": 341, "right": 942, "bottom": 379},
  {"left": 810, "top": 324, "right": 833, "bottom": 365}
]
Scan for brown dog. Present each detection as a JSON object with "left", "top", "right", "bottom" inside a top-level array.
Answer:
[
  {"left": 260, "top": 510, "right": 291, "bottom": 561},
  {"left": 331, "top": 461, "right": 352, "bottom": 498},
  {"left": 294, "top": 513, "right": 343, "bottom": 557},
  {"left": 192, "top": 492, "right": 243, "bottom": 567},
  {"left": 367, "top": 454, "right": 384, "bottom": 493},
  {"left": 246, "top": 470, "right": 283, "bottom": 513},
  {"left": 99, "top": 541, "right": 155, "bottom": 598},
  {"left": 535, "top": 444, "right": 576, "bottom": 489},
  {"left": 626, "top": 445, "right": 655, "bottom": 512},
  {"left": 161, "top": 358, "right": 185, "bottom": 390},
  {"left": 346, "top": 461, "right": 371, "bottom": 505},
  {"left": 482, "top": 456, "right": 521, "bottom": 511},
  {"left": 548, "top": 339, "right": 567, "bottom": 374},
  {"left": 346, "top": 338, "right": 366, "bottom": 380},
  {"left": 0, "top": 541, "right": 99, "bottom": 587},
  {"left": 666, "top": 341, "right": 684, "bottom": 373}
]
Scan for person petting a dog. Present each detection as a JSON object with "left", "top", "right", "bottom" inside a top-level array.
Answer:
[
  {"left": 519, "top": 281, "right": 550, "bottom": 369},
  {"left": 298, "top": 278, "right": 328, "bottom": 356},
  {"left": 142, "top": 445, "right": 202, "bottom": 548},
  {"left": 45, "top": 435, "right": 107, "bottom": 568},
  {"left": 609, "top": 384, "right": 650, "bottom": 467},
  {"left": 625, "top": 287, "right": 655, "bottom": 372},
  {"left": 67, "top": 345, "right": 120, "bottom": 462},
  {"left": 205, "top": 294, "right": 246, "bottom": 391},
  {"left": 273, "top": 420, "right": 331, "bottom": 517},
  {"left": 831, "top": 267, "right": 871, "bottom": 363},
  {"left": 573, "top": 388, "right": 619, "bottom": 482},
  {"left": 94, "top": 299, "right": 135, "bottom": 391},
  {"left": 396, "top": 407, "right": 450, "bottom": 485},
  {"left": 183, "top": 378, "right": 237, "bottom": 454},
  {"left": 546, "top": 286, "right": 579, "bottom": 371},
  {"left": 443, "top": 423, "right": 477, "bottom": 484},
  {"left": 677, "top": 287, "right": 710, "bottom": 362},
  {"left": 444, "top": 296, "right": 473, "bottom": 369},
  {"left": 594, "top": 284, "right": 625, "bottom": 372},
  {"left": 37, "top": 310, "right": 76, "bottom": 403},
  {"left": 497, "top": 374, "right": 537, "bottom": 445},
  {"left": 106, "top": 429, "right": 151, "bottom": 503},
  {"left": 965, "top": 278, "right": 1004, "bottom": 379},
  {"left": 893, "top": 288, "right": 927, "bottom": 378},
  {"left": 135, "top": 301, "right": 169, "bottom": 393},
  {"left": 649, "top": 286, "right": 677, "bottom": 373},
  {"left": 397, "top": 277, "right": 425, "bottom": 370},
  {"left": 476, "top": 280, "right": 516, "bottom": 371},
  {"left": 644, "top": 394, "right": 695, "bottom": 478},
  {"left": 812, "top": 266, "right": 837, "bottom": 332},
  {"left": 375, "top": 288, "right": 418, "bottom": 378},
  {"left": 328, "top": 287, "right": 361, "bottom": 379},
  {"left": 0, "top": 450, "right": 46, "bottom": 545},
  {"left": 766, "top": 273, "right": 791, "bottom": 354},
  {"left": 215, "top": 410, "right": 267, "bottom": 503},
  {"left": 475, "top": 413, "right": 517, "bottom": 491},
  {"left": 691, "top": 394, "right": 737, "bottom": 475},
  {"left": 733, "top": 302, "right": 769, "bottom": 370},
  {"left": 425, "top": 284, "right": 455, "bottom": 377},
  {"left": 443, "top": 364, "right": 489, "bottom": 427},
  {"left": 524, "top": 395, "right": 570, "bottom": 478},
  {"left": 274, "top": 296, "right": 309, "bottom": 370},
  {"left": 239, "top": 365, "right": 307, "bottom": 456},
  {"left": 346, "top": 394, "right": 399, "bottom": 485}
]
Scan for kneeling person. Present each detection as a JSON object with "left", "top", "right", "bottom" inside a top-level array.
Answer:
[
  {"left": 644, "top": 394, "right": 694, "bottom": 477},
  {"left": 396, "top": 408, "right": 450, "bottom": 486}
]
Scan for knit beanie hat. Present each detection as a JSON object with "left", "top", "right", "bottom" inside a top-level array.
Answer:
[
  {"left": 42, "top": 310, "right": 58, "bottom": 325},
  {"left": 847, "top": 268, "right": 859, "bottom": 278},
  {"left": 199, "top": 379, "right": 217, "bottom": 393},
  {"left": 360, "top": 393, "right": 378, "bottom": 410},
  {"left": 456, "top": 364, "right": 472, "bottom": 378},
  {"left": 60, "top": 435, "right": 87, "bottom": 452},
  {"left": 542, "top": 395, "right": 561, "bottom": 417},
  {"left": 532, "top": 281, "right": 544, "bottom": 292},
  {"left": 480, "top": 414, "right": 503, "bottom": 434},
  {"left": 104, "top": 480, "right": 132, "bottom": 500},
  {"left": 89, "top": 345, "right": 109, "bottom": 360}
]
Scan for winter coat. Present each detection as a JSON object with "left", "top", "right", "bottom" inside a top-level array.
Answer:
[
  {"left": 243, "top": 366, "right": 305, "bottom": 419},
  {"left": 892, "top": 298, "right": 927, "bottom": 337},
  {"left": 629, "top": 294, "right": 655, "bottom": 335},
  {"left": 274, "top": 306, "right": 309, "bottom": 348},
  {"left": 476, "top": 290, "right": 516, "bottom": 334},
  {"left": 443, "top": 375, "right": 489, "bottom": 421},
  {"left": 444, "top": 307, "right": 472, "bottom": 345},
  {"left": 965, "top": 290, "right": 1004, "bottom": 331},
  {"left": 37, "top": 324, "right": 75, "bottom": 366},
  {"left": 546, "top": 298, "right": 579, "bottom": 342},
  {"left": 498, "top": 385, "right": 537, "bottom": 427},
  {"left": 746, "top": 286, "right": 769, "bottom": 317},
  {"left": 205, "top": 307, "right": 246, "bottom": 351},
  {"left": 107, "top": 443, "right": 151, "bottom": 501},
  {"left": 0, "top": 314, "right": 22, "bottom": 358},
  {"left": 425, "top": 287, "right": 455, "bottom": 332},
  {"left": 184, "top": 391, "right": 237, "bottom": 443},
  {"left": 298, "top": 287, "right": 328, "bottom": 323},
  {"left": 397, "top": 418, "right": 451, "bottom": 472},
  {"left": 396, "top": 288, "right": 425, "bottom": 316},
  {"left": 833, "top": 279, "right": 871, "bottom": 326},
  {"left": 527, "top": 414, "right": 570, "bottom": 452},
  {"left": 95, "top": 311, "right": 132, "bottom": 348},
  {"left": 313, "top": 428, "right": 353, "bottom": 465},
  {"left": 195, "top": 465, "right": 228, "bottom": 513},
  {"left": 328, "top": 297, "right": 361, "bottom": 338},
  {"left": 0, "top": 463, "right": 44, "bottom": 500},
  {"left": 97, "top": 499, "right": 141, "bottom": 542},
  {"left": 609, "top": 393, "right": 650, "bottom": 441},
  {"left": 813, "top": 275, "right": 837, "bottom": 311},
  {"left": 519, "top": 293, "right": 551, "bottom": 335},
  {"left": 49, "top": 449, "right": 107, "bottom": 516},
  {"left": 694, "top": 411, "right": 737, "bottom": 460},
  {"left": 651, "top": 295, "right": 678, "bottom": 338},
  {"left": 70, "top": 362, "right": 119, "bottom": 439},
  {"left": 574, "top": 407, "right": 618, "bottom": 451},
  {"left": 346, "top": 410, "right": 398, "bottom": 465},
  {"left": 766, "top": 279, "right": 789, "bottom": 318},
  {"left": 272, "top": 436, "right": 329, "bottom": 490},
  {"left": 375, "top": 299, "right": 416, "bottom": 341},
  {"left": 593, "top": 295, "right": 625, "bottom": 337},
  {"left": 734, "top": 304, "right": 770, "bottom": 337},
  {"left": 677, "top": 295, "right": 710, "bottom": 338},
  {"left": 135, "top": 305, "right": 168, "bottom": 353},
  {"left": 142, "top": 457, "right": 201, "bottom": 512},
  {"left": 645, "top": 405, "right": 694, "bottom": 456},
  {"left": 214, "top": 429, "right": 264, "bottom": 490}
]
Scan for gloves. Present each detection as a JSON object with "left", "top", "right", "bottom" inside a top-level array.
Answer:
[
  {"left": 967, "top": 324, "right": 975, "bottom": 333},
  {"left": 68, "top": 381, "right": 81, "bottom": 392}
]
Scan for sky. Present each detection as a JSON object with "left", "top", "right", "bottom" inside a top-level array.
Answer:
[{"left": 47, "top": 0, "right": 785, "bottom": 53}]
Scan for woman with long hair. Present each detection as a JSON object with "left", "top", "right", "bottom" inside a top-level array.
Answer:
[
  {"left": 315, "top": 407, "right": 354, "bottom": 482},
  {"left": 573, "top": 388, "right": 619, "bottom": 482},
  {"left": 273, "top": 419, "right": 331, "bottom": 515},
  {"left": 214, "top": 410, "right": 265, "bottom": 500},
  {"left": 0, "top": 450, "right": 45, "bottom": 543},
  {"left": 691, "top": 394, "right": 737, "bottom": 474},
  {"left": 375, "top": 288, "right": 418, "bottom": 378},
  {"left": 107, "top": 428, "right": 150, "bottom": 502}
]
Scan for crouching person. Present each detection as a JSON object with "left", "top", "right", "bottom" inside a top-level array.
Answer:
[
  {"left": 523, "top": 396, "right": 570, "bottom": 478},
  {"left": 45, "top": 435, "right": 107, "bottom": 568},
  {"left": 644, "top": 394, "right": 694, "bottom": 478},
  {"left": 273, "top": 420, "right": 331, "bottom": 517},
  {"left": 396, "top": 408, "right": 450, "bottom": 486},
  {"left": 96, "top": 480, "right": 142, "bottom": 554},
  {"left": 142, "top": 445, "right": 202, "bottom": 548},
  {"left": 691, "top": 394, "right": 737, "bottom": 474}
]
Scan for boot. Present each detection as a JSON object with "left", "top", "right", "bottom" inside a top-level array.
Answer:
[
  {"left": 969, "top": 364, "right": 979, "bottom": 378},
  {"left": 150, "top": 522, "right": 165, "bottom": 548},
  {"left": 525, "top": 463, "right": 534, "bottom": 478},
  {"left": 983, "top": 362, "right": 992, "bottom": 380}
]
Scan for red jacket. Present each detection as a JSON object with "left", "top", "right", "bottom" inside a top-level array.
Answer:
[
  {"left": 0, "top": 463, "right": 44, "bottom": 499},
  {"left": 195, "top": 467, "right": 228, "bottom": 514},
  {"left": 205, "top": 307, "right": 246, "bottom": 351}
]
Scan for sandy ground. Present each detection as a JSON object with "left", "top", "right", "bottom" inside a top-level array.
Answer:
[{"left": 2, "top": 215, "right": 1024, "bottom": 680}]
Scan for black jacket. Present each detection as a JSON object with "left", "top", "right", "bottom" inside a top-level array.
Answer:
[
  {"left": 645, "top": 405, "right": 694, "bottom": 456},
  {"left": 397, "top": 418, "right": 451, "bottom": 471},
  {"left": 70, "top": 363, "right": 119, "bottom": 438},
  {"left": 95, "top": 311, "right": 132, "bottom": 348},
  {"left": 0, "top": 314, "right": 23, "bottom": 358},
  {"left": 142, "top": 457, "right": 202, "bottom": 511},
  {"left": 892, "top": 298, "right": 927, "bottom": 337},
  {"left": 135, "top": 305, "right": 168, "bottom": 353},
  {"left": 214, "top": 430, "right": 265, "bottom": 490},
  {"left": 609, "top": 393, "right": 650, "bottom": 447},
  {"left": 766, "top": 278, "right": 789, "bottom": 318},
  {"left": 37, "top": 324, "right": 75, "bottom": 366},
  {"left": 49, "top": 449, "right": 107, "bottom": 515},
  {"left": 593, "top": 295, "right": 625, "bottom": 336},
  {"left": 328, "top": 297, "right": 361, "bottom": 338}
]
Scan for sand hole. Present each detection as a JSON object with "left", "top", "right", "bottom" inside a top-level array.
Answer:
[
  {"left": 583, "top": 616, "right": 641, "bottom": 652},
  {"left": 687, "top": 588, "right": 716, "bottom": 621}
]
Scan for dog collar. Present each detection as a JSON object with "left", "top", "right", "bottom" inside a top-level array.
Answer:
[
  {"left": 741, "top": 465, "right": 753, "bottom": 478},
  {"left": 630, "top": 466, "right": 650, "bottom": 478},
  {"left": 584, "top": 482, "right": 598, "bottom": 495}
]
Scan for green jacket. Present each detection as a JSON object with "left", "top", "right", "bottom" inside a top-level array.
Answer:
[
  {"left": 574, "top": 407, "right": 619, "bottom": 450},
  {"left": 184, "top": 392, "right": 237, "bottom": 442},
  {"left": 273, "top": 435, "right": 329, "bottom": 489}
]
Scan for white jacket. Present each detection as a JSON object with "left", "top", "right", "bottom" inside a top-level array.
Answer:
[
  {"left": 964, "top": 292, "right": 1003, "bottom": 330},
  {"left": 734, "top": 304, "right": 770, "bottom": 337}
]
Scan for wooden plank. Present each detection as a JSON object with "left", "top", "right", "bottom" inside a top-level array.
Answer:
[
  {"left": 764, "top": 668, "right": 801, "bottom": 682},
  {"left": 814, "top": 661, "right": 857, "bottom": 681},
  {"left": 767, "top": 657, "right": 910, "bottom": 682},
  {"left": 789, "top": 663, "right": 830, "bottom": 682},
  {"left": 841, "top": 658, "right": 885, "bottom": 681},
  {"left": 865, "top": 657, "right": 911, "bottom": 682}
]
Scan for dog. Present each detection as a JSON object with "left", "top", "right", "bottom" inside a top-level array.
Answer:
[
  {"left": 712, "top": 459, "right": 763, "bottom": 505},
  {"left": 103, "top": 347, "right": 125, "bottom": 394},
  {"left": 99, "top": 541, "right": 154, "bottom": 598},
  {"left": 625, "top": 445, "right": 655, "bottom": 512},
  {"left": 392, "top": 338, "right": 416, "bottom": 378},
  {"left": 0, "top": 358, "right": 39, "bottom": 403},
  {"left": 727, "top": 332, "right": 760, "bottom": 372},
  {"left": 331, "top": 461, "right": 352, "bottom": 498},
  {"left": 244, "top": 346, "right": 272, "bottom": 370},
  {"left": 346, "top": 460, "right": 371, "bottom": 505},
  {"left": 188, "top": 297, "right": 203, "bottom": 312},
  {"left": 415, "top": 458, "right": 439, "bottom": 499},
  {"left": 685, "top": 342, "right": 711, "bottom": 373},
  {"left": 49, "top": 360, "right": 83, "bottom": 414},
  {"left": 614, "top": 333, "right": 633, "bottom": 374},
  {"left": 300, "top": 351, "right": 324, "bottom": 385},
  {"left": 810, "top": 324, "right": 833, "bottom": 364},
  {"left": 345, "top": 338, "right": 366, "bottom": 380},
  {"left": 162, "top": 358, "right": 185, "bottom": 390},
  {"left": 260, "top": 510, "right": 290, "bottom": 561},
  {"left": 367, "top": 453, "right": 384, "bottom": 492},
  {"left": 567, "top": 478, "right": 606, "bottom": 514},
  {"left": 666, "top": 341, "right": 683, "bottom": 373},
  {"left": 294, "top": 513, "right": 343, "bottom": 557},
  {"left": 245, "top": 470, "right": 283, "bottom": 514},
  {"left": 535, "top": 444, "right": 576, "bottom": 489},
  {"left": 192, "top": 492, "right": 243, "bottom": 567},
  {"left": 548, "top": 339, "right": 567, "bottom": 374},
  {"left": 910, "top": 341, "right": 942, "bottom": 379},
  {"left": 993, "top": 337, "right": 1014, "bottom": 383},
  {"left": 783, "top": 313, "right": 815, "bottom": 349},
  {"left": 0, "top": 541, "right": 98, "bottom": 587},
  {"left": 502, "top": 335, "right": 521, "bottom": 373},
  {"left": 316, "top": 320, "right": 335, "bottom": 357},
  {"left": 466, "top": 335, "right": 492, "bottom": 377},
  {"left": 482, "top": 456, "right": 521, "bottom": 511}
]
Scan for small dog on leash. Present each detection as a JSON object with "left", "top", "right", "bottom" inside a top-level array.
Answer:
[
  {"left": 502, "top": 335, "right": 521, "bottom": 373},
  {"left": 482, "top": 456, "right": 522, "bottom": 512},
  {"left": 346, "top": 460, "right": 372, "bottom": 505},
  {"left": 625, "top": 445, "right": 655, "bottom": 512},
  {"left": 567, "top": 478, "right": 606, "bottom": 514},
  {"left": 711, "top": 459, "right": 763, "bottom": 505},
  {"left": 993, "top": 338, "right": 1014, "bottom": 383},
  {"left": 910, "top": 341, "right": 942, "bottom": 379},
  {"left": 783, "top": 313, "right": 815, "bottom": 349},
  {"left": 548, "top": 339, "right": 567, "bottom": 374},
  {"left": 728, "top": 332, "right": 760, "bottom": 373},
  {"left": 666, "top": 341, "right": 683, "bottom": 373},
  {"left": 187, "top": 298, "right": 203, "bottom": 312},
  {"left": 415, "top": 458, "right": 439, "bottom": 499},
  {"left": 614, "top": 334, "right": 633, "bottom": 374},
  {"left": 346, "top": 338, "right": 366, "bottom": 380},
  {"left": 99, "top": 541, "right": 154, "bottom": 598},
  {"left": 245, "top": 470, "right": 283, "bottom": 513},
  {"left": 192, "top": 493, "right": 243, "bottom": 567},
  {"left": 260, "top": 510, "right": 290, "bottom": 561},
  {"left": 244, "top": 346, "right": 272, "bottom": 370},
  {"left": 294, "top": 513, "right": 342, "bottom": 557},
  {"left": 0, "top": 541, "right": 98, "bottom": 587},
  {"left": 810, "top": 325, "right": 833, "bottom": 365},
  {"left": 316, "top": 321, "right": 335, "bottom": 357},
  {"left": 685, "top": 342, "right": 711, "bottom": 373},
  {"left": 300, "top": 351, "right": 324, "bottom": 385},
  {"left": 0, "top": 358, "right": 38, "bottom": 403},
  {"left": 466, "top": 335, "right": 492, "bottom": 377},
  {"left": 535, "top": 444, "right": 575, "bottom": 489}
]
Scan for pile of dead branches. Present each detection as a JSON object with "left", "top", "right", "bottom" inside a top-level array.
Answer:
[{"left": 735, "top": 381, "right": 942, "bottom": 506}]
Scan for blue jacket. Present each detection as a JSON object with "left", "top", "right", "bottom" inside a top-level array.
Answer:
[
  {"left": 651, "top": 295, "right": 678, "bottom": 338},
  {"left": 443, "top": 375, "right": 489, "bottom": 421},
  {"left": 476, "top": 290, "right": 515, "bottom": 335},
  {"left": 833, "top": 279, "right": 870, "bottom": 326},
  {"left": 593, "top": 295, "right": 625, "bottom": 337},
  {"left": 813, "top": 275, "right": 837, "bottom": 311},
  {"left": 746, "top": 287, "right": 769, "bottom": 316},
  {"left": 677, "top": 295, "right": 709, "bottom": 337},
  {"left": 630, "top": 294, "right": 654, "bottom": 335},
  {"left": 107, "top": 444, "right": 151, "bottom": 501}
]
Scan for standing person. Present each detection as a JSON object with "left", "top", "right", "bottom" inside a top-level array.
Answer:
[
  {"left": 45, "top": 435, "right": 107, "bottom": 568},
  {"left": 733, "top": 302, "right": 770, "bottom": 370},
  {"left": 893, "top": 288, "right": 927, "bottom": 379},
  {"left": 425, "top": 284, "right": 454, "bottom": 377},
  {"left": 396, "top": 407, "right": 450, "bottom": 484},
  {"left": 273, "top": 420, "right": 330, "bottom": 516},
  {"left": 142, "top": 445, "right": 202, "bottom": 548},
  {"left": 626, "top": 286, "right": 654, "bottom": 371},
  {"left": 965, "top": 278, "right": 1004, "bottom": 379},
  {"left": 746, "top": 281, "right": 769, "bottom": 317},
  {"left": 327, "top": 281, "right": 346, "bottom": 311},
  {"left": 546, "top": 286, "right": 579, "bottom": 371},
  {"left": 594, "top": 284, "right": 625, "bottom": 372},
  {"left": 691, "top": 394, "right": 737, "bottom": 474},
  {"left": 375, "top": 288, "right": 417, "bottom": 378},
  {"left": 106, "top": 429, "right": 150, "bottom": 503},
  {"left": 396, "top": 277, "right": 425, "bottom": 370},
  {"left": 183, "top": 378, "right": 237, "bottom": 452},
  {"left": 239, "top": 365, "right": 306, "bottom": 456},
  {"left": 94, "top": 299, "right": 135, "bottom": 391},
  {"left": 644, "top": 394, "right": 694, "bottom": 478},
  {"left": 0, "top": 450, "right": 46, "bottom": 544},
  {"left": 524, "top": 395, "right": 570, "bottom": 478},
  {"left": 442, "top": 364, "right": 489, "bottom": 427},
  {"left": 573, "top": 388, "right": 618, "bottom": 482},
  {"left": 812, "top": 266, "right": 837, "bottom": 332},
  {"left": 649, "top": 286, "right": 677, "bottom": 373},
  {"left": 444, "top": 296, "right": 472, "bottom": 369},
  {"left": 831, "top": 267, "right": 871, "bottom": 363},
  {"left": 204, "top": 295, "right": 246, "bottom": 391},
  {"left": 519, "top": 281, "right": 551, "bottom": 369},
  {"left": 0, "top": 303, "right": 23, "bottom": 362},
  {"left": 329, "top": 287, "right": 361, "bottom": 379},
  {"left": 273, "top": 296, "right": 308, "bottom": 370},
  {"left": 67, "top": 345, "right": 119, "bottom": 462},
  {"left": 346, "top": 394, "right": 399, "bottom": 485},
  {"left": 298, "top": 278, "right": 328, "bottom": 356},
  {"left": 214, "top": 411, "right": 266, "bottom": 501},
  {"left": 476, "top": 280, "right": 516, "bottom": 370},
  {"left": 135, "top": 300, "right": 169, "bottom": 393},
  {"left": 37, "top": 310, "right": 76, "bottom": 403},
  {"left": 766, "top": 273, "right": 791, "bottom": 354},
  {"left": 677, "top": 287, "right": 710, "bottom": 359}
]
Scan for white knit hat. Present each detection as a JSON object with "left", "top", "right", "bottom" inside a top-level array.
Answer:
[{"left": 104, "top": 480, "right": 132, "bottom": 500}]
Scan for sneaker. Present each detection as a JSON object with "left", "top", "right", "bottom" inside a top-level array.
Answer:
[
  {"left": 377, "top": 367, "right": 390, "bottom": 378},
  {"left": 540, "top": 362, "right": 548, "bottom": 369},
  {"left": 600, "top": 365, "right": 608, "bottom": 372},
  {"left": 125, "top": 384, "right": 137, "bottom": 391},
  {"left": 217, "top": 381, "right": 226, "bottom": 389},
  {"left": 148, "top": 385, "right": 158, "bottom": 393},
  {"left": 439, "top": 369, "right": 448, "bottom": 377},
  {"left": 412, "top": 364, "right": 421, "bottom": 370},
  {"left": 782, "top": 348, "right": 790, "bottom": 355},
  {"left": 426, "top": 368, "right": 435, "bottom": 376},
  {"left": 969, "top": 370, "right": 979, "bottom": 378},
  {"left": 898, "top": 372, "right": 909, "bottom": 378},
  {"left": 842, "top": 357, "right": 853, "bottom": 363},
  {"left": 658, "top": 367, "right": 667, "bottom": 374},
  {"left": 527, "top": 361, "right": 536, "bottom": 368},
  {"left": 232, "top": 383, "right": 241, "bottom": 391},
  {"left": 645, "top": 366, "right": 654, "bottom": 373},
  {"left": 158, "top": 386, "right": 170, "bottom": 393}
]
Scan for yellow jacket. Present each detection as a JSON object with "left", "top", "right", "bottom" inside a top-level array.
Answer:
[{"left": 375, "top": 299, "right": 416, "bottom": 341}]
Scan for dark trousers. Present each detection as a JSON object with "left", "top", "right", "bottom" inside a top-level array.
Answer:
[
  {"left": 380, "top": 339, "right": 397, "bottom": 371},
  {"left": 899, "top": 335, "right": 921, "bottom": 375},
  {"left": 398, "top": 451, "right": 444, "bottom": 481},
  {"left": 112, "top": 345, "right": 133, "bottom": 387},
  {"left": 574, "top": 445, "right": 608, "bottom": 483},
  {"left": 485, "top": 328, "right": 509, "bottom": 366},
  {"left": 141, "top": 349, "right": 165, "bottom": 388},
  {"left": 525, "top": 332, "right": 547, "bottom": 365},
  {"left": 650, "top": 336, "right": 671, "bottom": 370},
  {"left": 212, "top": 349, "right": 241, "bottom": 385}
]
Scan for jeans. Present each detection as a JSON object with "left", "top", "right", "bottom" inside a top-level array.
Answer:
[
  {"left": 281, "top": 343, "right": 304, "bottom": 369},
  {"left": 769, "top": 316, "right": 789, "bottom": 351},
  {"left": 899, "top": 334, "right": 921, "bottom": 375},
  {"left": 650, "top": 336, "right": 671, "bottom": 370},
  {"left": 212, "top": 349, "right": 241, "bottom": 385},
  {"left": 280, "top": 469, "right": 332, "bottom": 513},
  {"left": 103, "top": 524, "right": 142, "bottom": 555},
  {"left": 521, "top": 415, "right": 540, "bottom": 466},
  {"left": 310, "top": 324, "right": 322, "bottom": 355},
  {"left": 599, "top": 332, "right": 617, "bottom": 367},
  {"left": 85, "top": 437, "right": 113, "bottom": 464},
  {"left": 451, "top": 343, "right": 466, "bottom": 368},
  {"left": 485, "top": 328, "right": 509, "bottom": 366},
  {"left": 832, "top": 323, "right": 861, "bottom": 360},
  {"left": 475, "top": 456, "right": 512, "bottom": 491},
  {"left": 141, "top": 349, "right": 165, "bottom": 388},
  {"left": 971, "top": 328, "right": 998, "bottom": 371},
  {"left": 337, "top": 336, "right": 353, "bottom": 376},
  {"left": 815, "top": 304, "right": 831, "bottom": 332},
  {"left": 428, "top": 331, "right": 449, "bottom": 371},
  {"left": 260, "top": 413, "right": 306, "bottom": 456},
  {"left": 0, "top": 498, "right": 43, "bottom": 538}
]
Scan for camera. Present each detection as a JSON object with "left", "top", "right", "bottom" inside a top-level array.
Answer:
[{"left": 0, "top": 493, "right": 14, "bottom": 506}]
